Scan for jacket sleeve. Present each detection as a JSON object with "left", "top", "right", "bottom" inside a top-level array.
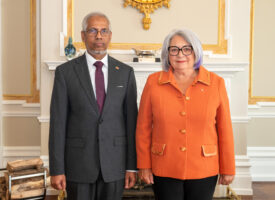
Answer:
[
  {"left": 49, "top": 66, "right": 68, "bottom": 176},
  {"left": 124, "top": 68, "right": 138, "bottom": 170},
  {"left": 136, "top": 75, "right": 153, "bottom": 169},
  {"left": 216, "top": 78, "right": 236, "bottom": 175}
]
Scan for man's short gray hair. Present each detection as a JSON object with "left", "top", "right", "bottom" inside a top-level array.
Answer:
[
  {"left": 81, "top": 12, "right": 111, "bottom": 31},
  {"left": 161, "top": 28, "right": 203, "bottom": 71}
]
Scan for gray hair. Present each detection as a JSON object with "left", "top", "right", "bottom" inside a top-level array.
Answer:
[
  {"left": 81, "top": 12, "right": 111, "bottom": 31},
  {"left": 161, "top": 28, "right": 203, "bottom": 71}
]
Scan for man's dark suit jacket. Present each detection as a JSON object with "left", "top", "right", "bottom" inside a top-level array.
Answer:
[{"left": 49, "top": 54, "right": 137, "bottom": 183}]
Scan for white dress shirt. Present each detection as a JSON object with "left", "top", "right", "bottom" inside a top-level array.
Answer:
[{"left": 85, "top": 52, "right": 108, "bottom": 99}]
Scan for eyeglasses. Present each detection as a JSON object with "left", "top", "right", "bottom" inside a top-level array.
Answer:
[
  {"left": 168, "top": 45, "right": 193, "bottom": 56},
  {"left": 85, "top": 28, "right": 111, "bottom": 37}
]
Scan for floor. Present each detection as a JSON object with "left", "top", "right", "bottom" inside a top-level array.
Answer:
[
  {"left": 252, "top": 182, "right": 275, "bottom": 200},
  {"left": 44, "top": 182, "right": 275, "bottom": 200}
]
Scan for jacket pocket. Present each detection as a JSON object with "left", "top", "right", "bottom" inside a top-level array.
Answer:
[
  {"left": 151, "top": 143, "right": 166, "bottom": 156},
  {"left": 66, "top": 138, "right": 85, "bottom": 148},
  {"left": 202, "top": 144, "right": 217, "bottom": 157},
  {"left": 114, "top": 136, "right": 127, "bottom": 146}
]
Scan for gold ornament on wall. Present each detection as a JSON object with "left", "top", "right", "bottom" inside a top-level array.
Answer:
[{"left": 124, "top": 0, "right": 171, "bottom": 30}]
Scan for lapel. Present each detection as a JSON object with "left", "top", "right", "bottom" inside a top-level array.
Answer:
[
  {"left": 73, "top": 55, "right": 100, "bottom": 116},
  {"left": 101, "top": 56, "right": 120, "bottom": 116}
]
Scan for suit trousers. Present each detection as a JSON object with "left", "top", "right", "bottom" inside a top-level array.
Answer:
[
  {"left": 66, "top": 172, "right": 124, "bottom": 200},
  {"left": 153, "top": 175, "right": 218, "bottom": 200}
]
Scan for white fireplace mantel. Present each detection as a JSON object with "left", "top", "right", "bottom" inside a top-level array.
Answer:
[{"left": 45, "top": 60, "right": 247, "bottom": 73}]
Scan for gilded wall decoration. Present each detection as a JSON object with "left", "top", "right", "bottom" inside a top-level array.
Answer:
[{"left": 123, "top": 0, "right": 171, "bottom": 30}]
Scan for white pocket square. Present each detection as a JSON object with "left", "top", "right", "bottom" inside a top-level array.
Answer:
[{"left": 117, "top": 85, "right": 124, "bottom": 88}]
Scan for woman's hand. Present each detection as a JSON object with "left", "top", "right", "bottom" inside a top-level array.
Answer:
[
  {"left": 218, "top": 174, "right": 235, "bottom": 185},
  {"left": 138, "top": 169, "right": 154, "bottom": 184}
]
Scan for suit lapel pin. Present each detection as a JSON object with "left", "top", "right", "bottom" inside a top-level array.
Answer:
[{"left": 115, "top": 66, "right": 120, "bottom": 70}]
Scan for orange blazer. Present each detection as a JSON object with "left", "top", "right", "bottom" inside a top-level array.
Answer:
[{"left": 136, "top": 66, "right": 235, "bottom": 180}]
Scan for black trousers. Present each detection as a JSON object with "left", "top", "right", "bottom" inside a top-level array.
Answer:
[
  {"left": 153, "top": 175, "right": 218, "bottom": 200},
  {"left": 66, "top": 172, "right": 124, "bottom": 200}
]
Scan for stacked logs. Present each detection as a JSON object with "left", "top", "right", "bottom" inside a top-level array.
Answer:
[{"left": 0, "top": 158, "right": 50, "bottom": 200}]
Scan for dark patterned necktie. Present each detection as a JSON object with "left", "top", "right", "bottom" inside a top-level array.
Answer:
[{"left": 94, "top": 61, "right": 105, "bottom": 113}]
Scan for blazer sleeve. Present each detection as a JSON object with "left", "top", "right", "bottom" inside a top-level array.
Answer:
[
  {"left": 136, "top": 75, "right": 153, "bottom": 169},
  {"left": 216, "top": 78, "right": 236, "bottom": 175},
  {"left": 49, "top": 66, "right": 68, "bottom": 176},
  {"left": 124, "top": 68, "right": 138, "bottom": 170}
]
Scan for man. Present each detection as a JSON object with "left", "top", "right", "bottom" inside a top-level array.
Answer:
[{"left": 49, "top": 12, "right": 137, "bottom": 200}]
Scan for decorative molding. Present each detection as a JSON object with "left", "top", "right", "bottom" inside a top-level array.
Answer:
[
  {"left": 2, "top": 112, "right": 40, "bottom": 117},
  {"left": 40, "top": 155, "right": 49, "bottom": 168},
  {"left": 249, "top": 0, "right": 275, "bottom": 103},
  {"left": 0, "top": 147, "right": 3, "bottom": 169},
  {"left": 36, "top": 0, "right": 41, "bottom": 90},
  {"left": 2, "top": 100, "right": 40, "bottom": 117},
  {"left": 46, "top": 60, "right": 247, "bottom": 72},
  {"left": 37, "top": 116, "right": 50, "bottom": 123},
  {"left": 2, "top": 0, "right": 40, "bottom": 103},
  {"left": 45, "top": 61, "right": 65, "bottom": 71},
  {"left": 247, "top": 147, "right": 275, "bottom": 181},
  {"left": 215, "top": 155, "right": 252, "bottom": 196},
  {"left": 231, "top": 116, "right": 251, "bottom": 123},
  {"left": 62, "top": 0, "right": 229, "bottom": 55},
  {"left": 38, "top": 116, "right": 252, "bottom": 124},
  {"left": 1, "top": 146, "right": 41, "bottom": 168},
  {"left": 230, "top": 155, "right": 252, "bottom": 195},
  {"left": 248, "top": 102, "right": 275, "bottom": 118}
]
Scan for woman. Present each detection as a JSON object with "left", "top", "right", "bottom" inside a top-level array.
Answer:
[{"left": 136, "top": 28, "right": 235, "bottom": 200}]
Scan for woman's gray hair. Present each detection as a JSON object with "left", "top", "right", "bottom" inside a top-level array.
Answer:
[
  {"left": 161, "top": 28, "right": 203, "bottom": 71},
  {"left": 82, "top": 12, "right": 111, "bottom": 31}
]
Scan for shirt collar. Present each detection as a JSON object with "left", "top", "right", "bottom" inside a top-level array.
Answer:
[
  {"left": 158, "top": 66, "right": 211, "bottom": 86},
  {"left": 193, "top": 66, "right": 210, "bottom": 85},
  {"left": 85, "top": 52, "right": 108, "bottom": 67},
  {"left": 158, "top": 67, "right": 174, "bottom": 84}
]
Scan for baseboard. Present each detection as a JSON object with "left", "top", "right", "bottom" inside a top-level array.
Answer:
[{"left": 247, "top": 146, "right": 275, "bottom": 181}]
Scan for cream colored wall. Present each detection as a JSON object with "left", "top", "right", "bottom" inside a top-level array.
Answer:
[
  {"left": 40, "top": 123, "right": 49, "bottom": 155},
  {"left": 74, "top": 0, "right": 218, "bottom": 44},
  {"left": 233, "top": 124, "right": 248, "bottom": 155},
  {"left": 252, "top": 0, "right": 275, "bottom": 96},
  {"left": 247, "top": 0, "right": 275, "bottom": 148},
  {"left": 2, "top": 117, "right": 40, "bottom": 146},
  {"left": 40, "top": 0, "right": 64, "bottom": 155},
  {"left": 1, "top": 0, "right": 31, "bottom": 95},
  {"left": 248, "top": 118, "right": 275, "bottom": 147},
  {"left": 1, "top": 0, "right": 40, "bottom": 148}
]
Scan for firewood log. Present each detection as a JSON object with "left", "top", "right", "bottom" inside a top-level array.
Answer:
[
  {"left": 4, "top": 168, "right": 48, "bottom": 186},
  {"left": 11, "top": 177, "right": 50, "bottom": 193},
  {"left": 11, "top": 188, "right": 45, "bottom": 199},
  {"left": 7, "top": 158, "right": 43, "bottom": 172}
]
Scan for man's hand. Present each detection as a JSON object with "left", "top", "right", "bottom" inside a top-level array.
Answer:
[
  {"left": 218, "top": 174, "right": 235, "bottom": 185},
  {"left": 51, "top": 174, "right": 66, "bottom": 190},
  {"left": 138, "top": 169, "right": 154, "bottom": 184},
  {"left": 124, "top": 172, "right": 136, "bottom": 189}
]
